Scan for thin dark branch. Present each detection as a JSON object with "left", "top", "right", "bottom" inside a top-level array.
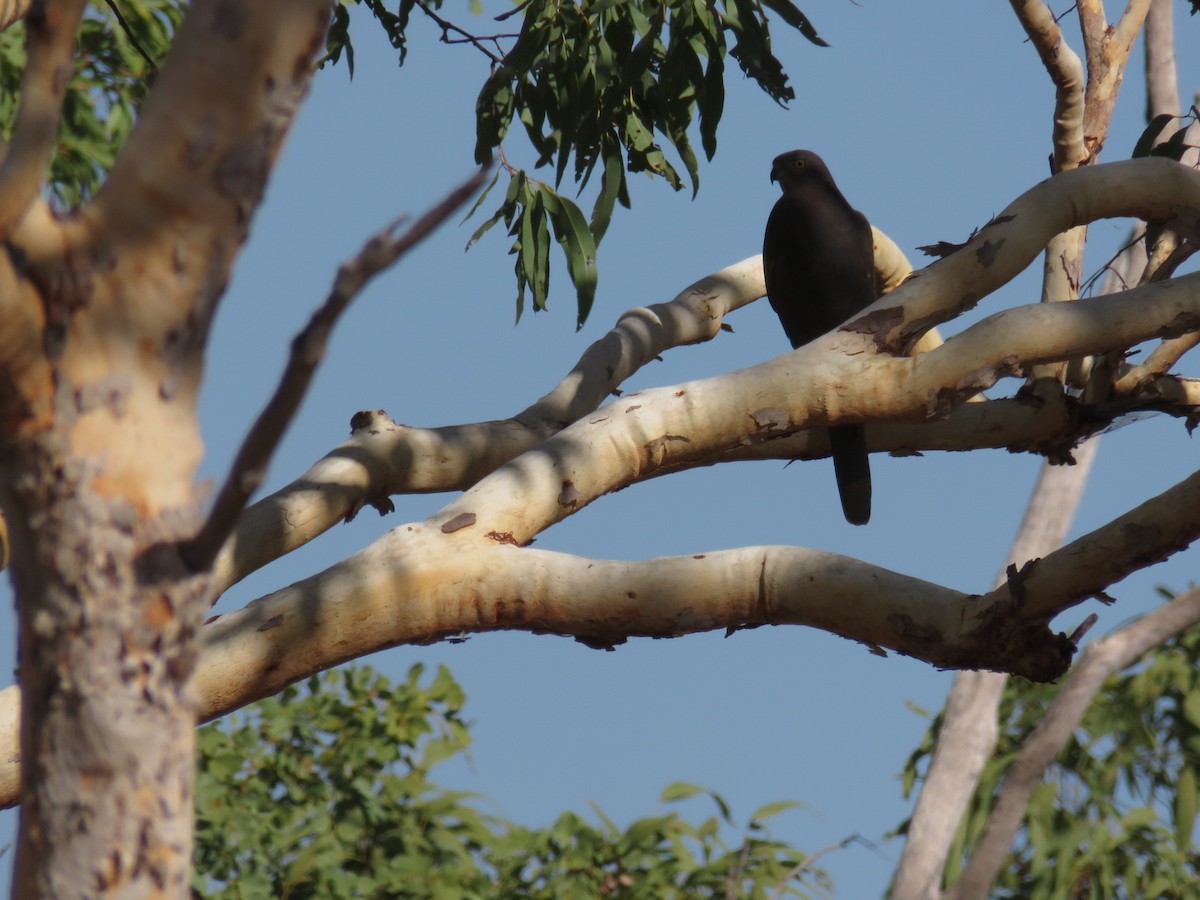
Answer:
[
  {"left": 178, "top": 166, "right": 492, "bottom": 573},
  {"left": 416, "top": 0, "right": 508, "bottom": 63},
  {"left": 768, "top": 835, "right": 873, "bottom": 900},
  {"left": 494, "top": 0, "right": 533, "bottom": 23},
  {"left": 103, "top": 0, "right": 157, "bottom": 73}
]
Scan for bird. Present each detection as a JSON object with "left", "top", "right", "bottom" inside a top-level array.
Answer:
[{"left": 762, "top": 149, "right": 876, "bottom": 525}]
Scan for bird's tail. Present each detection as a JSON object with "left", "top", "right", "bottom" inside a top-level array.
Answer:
[{"left": 829, "top": 425, "right": 871, "bottom": 526}]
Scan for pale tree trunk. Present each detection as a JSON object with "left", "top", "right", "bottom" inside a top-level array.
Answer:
[{"left": 0, "top": 1, "right": 332, "bottom": 895}]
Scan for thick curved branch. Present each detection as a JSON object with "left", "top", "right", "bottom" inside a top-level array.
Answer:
[
  {"left": 945, "top": 587, "right": 1200, "bottom": 900},
  {"left": 431, "top": 271, "right": 1200, "bottom": 545},
  {"left": 0, "top": 0, "right": 87, "bottom": 237},
  {"left": 210, "top": 232, "right": 915, "bottom": 595},
  {"left": 208, "top": 255, "right": 766, "bottom": 594},
  {"left": 988, "top": 467, "right": 1200, "bottom": 623},
  {"left": 72, "top": 0, "right": 332, "bottom": 328},
  {"left": 208, "top": 160, "right": 1200, "bottom": 598},
  {"left": 874, "top": 158, "right": 1200, "bottom": 348},
  {"left": 2, "top": 274, "right": 1195, "bottom": 809},
  {"left": 0, "top": 534, "right": 1056, "bottom": 810}
]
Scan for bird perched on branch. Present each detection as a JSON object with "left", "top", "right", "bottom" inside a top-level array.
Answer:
[{"left": 763, "top": 149, "right": 876, "bottom": 525}]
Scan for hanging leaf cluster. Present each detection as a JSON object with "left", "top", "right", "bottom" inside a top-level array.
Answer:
[
  {"left": 349, "top": 0, "right": 826, "bottom": 327},
  {"left": 468, "top": 0, "right": 825, "bottom": 326},
  {"left": 2, "top": 0, "right": 826, "bottom": 324}
]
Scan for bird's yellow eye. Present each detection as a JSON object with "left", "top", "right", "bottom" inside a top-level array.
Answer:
[{"left": 794, "top": 158, "right": 806, "bottom": 169}]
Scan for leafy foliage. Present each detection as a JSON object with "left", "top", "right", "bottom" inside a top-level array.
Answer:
[
  {"left": 897, "top": 607, "right": 1200, "bottom": 899},
  {"left": 0, "top": 1, "right": 184, "bottom": 208},
  {"left": 350, "top": 0, "right": 827, "bottom": 326},
  {"left": 3, "top": 0, "right": 822, "bottom": 324},
  {"left": 193, "top": 663, "right": 826, "bottom": 898}
]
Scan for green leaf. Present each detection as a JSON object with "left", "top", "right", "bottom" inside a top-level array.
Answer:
[
  {"left": 1173, "top": 765, "right": 1197, "bottom": 852},
  {"left": 319, "top": 2, "right": 355, "bottom": 75},
  {"left": 540, "top": 186, "right": 599, "bottom": 328},
  {"left": 749, "top": 799, "right": 802, "bottom": 825},
  {"left": 760, "top": 0, "right": 829, "bottom": 47},
  {"left": 660, "top": 781, "right": 706, "bottom": 803},
  {"left": 465, "top": 171, "right": 523, "bottom": 251},
  {"left": 1182, "top": 690, "right": 1200, "bottom": 729},
  {"left": 589, "top": 139, "right": 626, "bottom": 242}
]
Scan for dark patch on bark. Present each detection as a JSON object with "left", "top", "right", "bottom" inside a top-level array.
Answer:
[
  {"left": 441, "top": 512, "right": 476, "bottom": 534},
  {"left": 974, "top": 238, "right": 1005, "bottom": 267},
  {"left": 211, "top": 0, "right": 248, "bottom": 39}
]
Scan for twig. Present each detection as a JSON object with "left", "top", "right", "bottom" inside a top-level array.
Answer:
[
  {"left": 178, "top": 167, "right": 491, "bottom": 573},
  {"left": 768, "top": 834, "right": 870, "bottom": 900},
  {"left": 103, "top": 0, "right": 157, "bottom": 73},
  {"left": 416, "top": 0, "right": 510, "bottom": 63},
  {"left": 494, "top": 0, "right": 533, "bottom": 23},
  {"left": 0, "top": 0, "right": 88, "bottom": 236}
]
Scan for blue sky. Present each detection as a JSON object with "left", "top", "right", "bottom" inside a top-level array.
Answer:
[{"left": 3, "top": 2, "right": 1200, "bottom": 895}]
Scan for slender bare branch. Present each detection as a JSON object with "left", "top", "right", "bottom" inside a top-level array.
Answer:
[
  {"left": 0, "top": 0, "right": 87, "bottom": 237},
  {"left": 1116, "top": 333, "right": 1200, "bottom": 392},
  {"left": 944, "top": 588, "right": 1200, "bottom": 900},
  {"left": 891, "top": 439, "right": 1101, "bottom": 900},
  {"left": 1010, "top": 0, "right": 1087, "bottom": 171},
  {"left": 180, "top": 168, "right": 490, "bottom": 573},
  {"left": 1079, "top": 0, "right": 1153, "bottom": 160},
  {"left": 768, "top": 835, "right": 866, "bottom": 900},
  {"left": 1144, "top": 0, "right": 1179, "bottom": 117}
]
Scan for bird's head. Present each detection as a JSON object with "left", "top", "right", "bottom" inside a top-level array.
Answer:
[{"left": 770, "top": 149, "right": 834, "bottom": 191}]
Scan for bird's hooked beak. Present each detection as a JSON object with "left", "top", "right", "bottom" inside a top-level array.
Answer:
[{"left": 769, "top": 166, "right": 779, "bottom": 184}]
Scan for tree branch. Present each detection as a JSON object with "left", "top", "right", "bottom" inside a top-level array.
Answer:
[
  {"left": 1144, "top": 0, "right": 1179, "bottom": 118},
  {"left": 0, "top": 0, "right": 87, "bottom": 238},
  {"left": 179, "top": 168, "right": 490, "bottom": 573},
  {"left": 0, "top": 0, "right": 30, "bottom": 31},
  {"left": 869, "top": 158, "right": 1200, "bottom": 349},
  {"left": 206, "top": 227, "right": 914, "bottom": 595},
  {"left": 944, "top": 587, "right": 1200, "bottom": 900},
  {"left": 82, "top": 0, "right": 333, "bottom": 325},
  {"left": 1079, "top": 0, "right": 1153, "bottom": 160},
  {"left": 209, "top": 160, "right": 1200, "bottom": 595},
  {"left": 1010, "top": 0, "right": 1087, "bottom": 172},
  {"left": 987, "top": 467, "right": 1200, "bottom": 623},
  {"left": 881, "top": 440, "right": 1101, "bottom": 900},
  {"left": 206, "top": 254, "right": 767, "bottom": 594}
]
